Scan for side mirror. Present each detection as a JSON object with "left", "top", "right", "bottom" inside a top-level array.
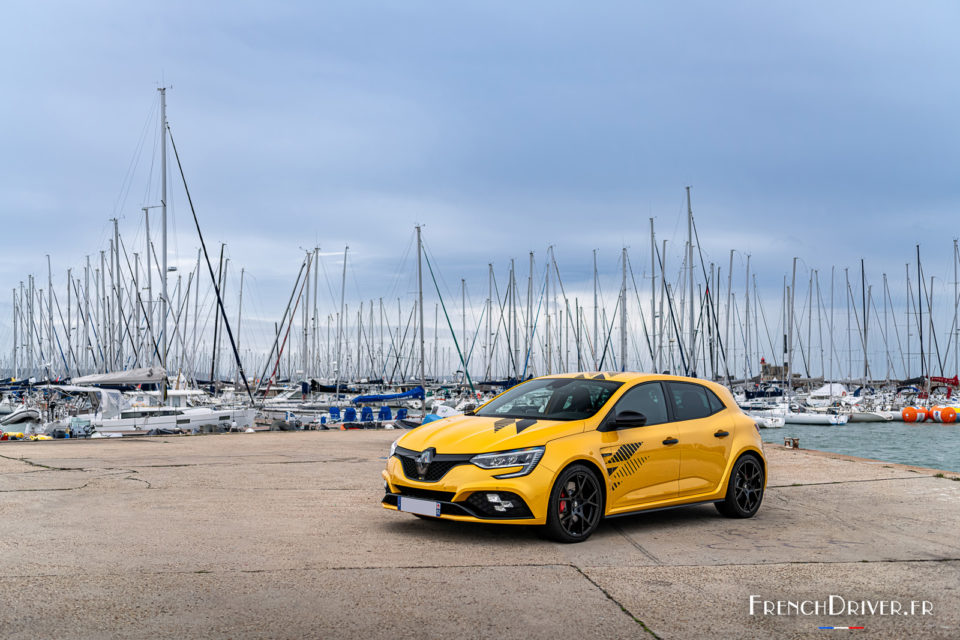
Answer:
[{"left": 613, "top": 410, "right": 646, "bottom": 429}]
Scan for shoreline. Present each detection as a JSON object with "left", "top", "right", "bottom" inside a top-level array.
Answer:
[{"left": 765, "top": 442, "right": 960, "bottom": 477}]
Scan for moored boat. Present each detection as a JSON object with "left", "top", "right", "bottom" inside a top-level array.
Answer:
[{"left": 784, "top": 412, "right": 849, "bottom": 426}]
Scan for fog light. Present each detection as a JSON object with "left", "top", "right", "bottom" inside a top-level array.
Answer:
[{"left": 485, "top": 493, "right": 515, "bottom": 511}]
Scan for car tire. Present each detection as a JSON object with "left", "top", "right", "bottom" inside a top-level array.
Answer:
[
  {"left": 543, "top": 464, "right": 604, "bottom": 543},
  {"left": 715, "top": 454, "right": 765, "bottom": 518}
]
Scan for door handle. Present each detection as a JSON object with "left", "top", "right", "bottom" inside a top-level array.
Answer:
[
  {"left": 714, "top": 430, "right": 730, "bottom": 438},
  {"left": 662, "top": 438, "right": 679, "bottom": 445}
]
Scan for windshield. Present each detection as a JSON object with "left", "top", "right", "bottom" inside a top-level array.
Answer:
[{"left": 475, "top": 378, "right": 622, "bottom": 421}]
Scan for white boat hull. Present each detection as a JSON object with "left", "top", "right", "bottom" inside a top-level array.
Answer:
[
  {"left": 96, "top": 407, "right": 258, "bottom": 434},
  {"left": 750, "top": 414, "right": 785, "bottom": 428},
  {"left": 784, "top": 413, "right": 849, "bottom": 426}
]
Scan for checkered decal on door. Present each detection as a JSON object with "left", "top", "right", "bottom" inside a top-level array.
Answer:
[{"left": 601, "top": 442, "right": 649, "bottom": 491}]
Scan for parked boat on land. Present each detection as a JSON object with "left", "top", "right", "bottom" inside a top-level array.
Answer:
[
  {"left": 95, "top": 406, "right": 257, "bottom": 434},
  {"left": 1, "top": 406, "right": 41, "bottom": 426}
]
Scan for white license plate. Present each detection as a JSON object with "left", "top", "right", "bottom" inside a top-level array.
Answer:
[{"left": 398, "top": 496, "right": 441, "bottom": 517}]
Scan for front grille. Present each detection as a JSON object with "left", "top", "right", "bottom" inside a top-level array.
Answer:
[
  {"left": 393, "top": 446, "right": 473, "bottom": 483},
  {"left": 464, "top": 491, "right": 533, "bottom": 519},
  {"left": 397, "top": 457, "right": 461, "bottom": 482},
  {"left": 395, "top": 485, "right": 456, "bottom": 502}
]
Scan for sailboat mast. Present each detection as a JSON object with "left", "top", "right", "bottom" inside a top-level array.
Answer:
[
  {"left": 593, "top": 249, "right": 598, "bottom": 370},
  {"left": 113, "top": 219, "right": 121, "bottom": 367},
  {"left": 84, "top": 256, "right": 90, "bottom": 372},
  {"left": 303, "top": 251, "right": 311, "bottom": 378},
  {"left": 726, "top": 250, "right": 733, "bottom": 380},
  {"left": 486, "top": 264, "right": 492, "bottom": 379},
  {"left": 861, "top": 259, "right": 868, "bottom": 385},
  {"left": 336, "top": 246, "right": 348, "bottom": 398},
  {"left": 845, "top": 267, "right": 851, "bottom": 380},
  {"left": 917, "top": 245, "right": 924, "bottom": 381},
  {"left": 650, "top": 218, "right": 656, "bottom": 373},
  {"left": 159, "top": 87, "right": 168, "bottom": 386},
  {"left": 789, "top": 257, "right": 797, "bottom": 391},
  {"left": 416, "top": 226, "right": 425, "bottom": 392},
  {"left": 546, "top": 249, "right": 551, "bottom": 375},
  {"left": 620, "top": 246, "right": 627, "bottom": 372},
  {"left": 11, "top": 289, "right": 16, "bottom": 378},
  {"left": 744, "top": 254, "right": 751, "bottom": 382},
  {"left": 47, "top": 254, "right": 53, "bottom": 377},
  {"left": 954, "top": 239, "right": 959, "bottom": 376},
  {"left": 686, "top": 187, "right": 695, "bottom": 375}
]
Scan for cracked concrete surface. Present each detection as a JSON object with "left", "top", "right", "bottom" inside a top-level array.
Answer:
[{"left": 0, "top": 432, "right": 958, "bottom": 639}]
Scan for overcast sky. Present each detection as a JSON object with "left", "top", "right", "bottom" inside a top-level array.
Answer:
[{"left": 1, "top": 1, "right": 958, "bottom": 375}]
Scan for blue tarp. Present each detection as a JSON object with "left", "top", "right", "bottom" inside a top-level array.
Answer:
[{"left": 352, "top": 386, "right": 425, "bottom": 404}]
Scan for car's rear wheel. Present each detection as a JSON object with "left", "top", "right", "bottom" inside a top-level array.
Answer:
[
  {"left": 543, "top": 464, "right": 604, "bottom": 543},
  {"left": 715, "top": 454, "right": 765, "bottom": 518}
]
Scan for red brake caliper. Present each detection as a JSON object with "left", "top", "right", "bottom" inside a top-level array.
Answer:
[{"left": 559, "top": 490, "right": 567, "bottom": 513}]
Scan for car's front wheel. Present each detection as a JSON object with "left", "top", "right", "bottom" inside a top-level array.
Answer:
[
  {"left": 715, "top": 454, "right": 765, "bottom": 518},
  {"left": 543, "top": 464, "right": 604, "bottom": 543}
]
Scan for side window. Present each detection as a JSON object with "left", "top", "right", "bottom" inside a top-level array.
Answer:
[
  {"left": 707, "top": 389, "right": 726, "bottom": 413},
  {"left": 667, "top": 382, "right": 713, "bottom": 421},
  {"left": 611, "top": 382, "right": 668, "bottom": 426}
]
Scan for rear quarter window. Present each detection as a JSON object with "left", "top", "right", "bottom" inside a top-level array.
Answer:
[
  {"left": 667, "top": 382, "right": 725, "bottom": 421},
  {"left": 707, "top": 389, "right": 727, "bottom": 413}
]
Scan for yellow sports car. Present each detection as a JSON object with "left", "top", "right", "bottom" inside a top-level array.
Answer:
[{"left": 382, "top": 372, "right": 766, "bottom": 542}]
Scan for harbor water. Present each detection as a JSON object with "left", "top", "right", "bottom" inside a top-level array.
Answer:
[{"left": 762, "top": 421, "right": 960, "bottom": 473}]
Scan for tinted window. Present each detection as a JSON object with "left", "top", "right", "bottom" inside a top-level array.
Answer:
[
  {"left": 612, "top": 382, "right": 668, "bottom": 426},
  {"left": 667, "top": 382, "right": 713, "bottom": 421},
  {"left": 707, "top": 389, "right": 726, "bottom": 413},
  {"left": 476, "top": 378, "right": 622, "bottom": 421}
]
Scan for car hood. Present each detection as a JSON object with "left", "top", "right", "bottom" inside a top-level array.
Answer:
[{"left": 397, "top": 415, "right": 585, "bottom": 454}]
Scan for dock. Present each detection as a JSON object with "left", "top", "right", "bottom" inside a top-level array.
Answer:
[{"left": 0, "top": 432, "right": 957, "bottom": 639}]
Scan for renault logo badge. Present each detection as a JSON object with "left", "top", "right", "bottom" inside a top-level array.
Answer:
[{"left": 415, "top": 448, "right": 435, "bottom": 477}]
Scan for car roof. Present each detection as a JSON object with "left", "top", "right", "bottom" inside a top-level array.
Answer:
[
  {"left": 536, "top": 372, "right": 733, "bottom": 396},
  {"left": 540, "top": 371, "right": 704, "bottom": 383}
]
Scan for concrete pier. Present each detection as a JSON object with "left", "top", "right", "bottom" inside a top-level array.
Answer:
[{"left": 0, "top": 431, "right": 957, "bottom": 639}]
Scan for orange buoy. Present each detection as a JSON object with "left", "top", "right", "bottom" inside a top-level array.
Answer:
[
  {"left": 928, "top": 406, "right": 942, "bottom": 422},
  {"left": 902, "top": 406, "right": 921, "bottom": 422},
  {"left": 939, "top": 407, "right": 957, "bottom": 424}
]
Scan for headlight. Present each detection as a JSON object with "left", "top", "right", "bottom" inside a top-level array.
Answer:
[
  {"left": 389, "top": 439, "right": 399, "bottom": 457},
  {"left": 470, "top": 446, "right": 545, "bottom": 479}
]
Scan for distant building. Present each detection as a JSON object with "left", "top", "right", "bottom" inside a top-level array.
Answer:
[{"left": 760, "top": 358, "right": 786, "bottom": 381}]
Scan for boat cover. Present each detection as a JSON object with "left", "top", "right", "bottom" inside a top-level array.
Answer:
[
  {"left": 72, "top": 367, "right": 166, "bottom": 386},
  {"left": 352, "top": 386, "right": 425, "bottom": 404}
]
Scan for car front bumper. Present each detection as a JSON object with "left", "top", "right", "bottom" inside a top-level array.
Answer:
[{"left": 381, "top": 455, "right": 555, "bottom": 524}]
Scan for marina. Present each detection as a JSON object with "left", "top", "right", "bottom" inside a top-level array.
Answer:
[
  {"left": 1, "top": 90, "right": 958, "bottom": 473},
  {"left": 2, "top": 2, "right": 958, "bottom": 637}
]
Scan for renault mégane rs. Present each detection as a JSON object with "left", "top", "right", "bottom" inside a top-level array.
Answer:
[{"left": 382, "top": 372, "right": 766, "bottom": 542}]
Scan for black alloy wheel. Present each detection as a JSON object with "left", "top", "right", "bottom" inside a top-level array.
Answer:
[
  {"left": 544, "top": 464, "right": 604, "bottom": 543},
  {"left": 716, "top": 455, "right": 765, "bottom": 518}
]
